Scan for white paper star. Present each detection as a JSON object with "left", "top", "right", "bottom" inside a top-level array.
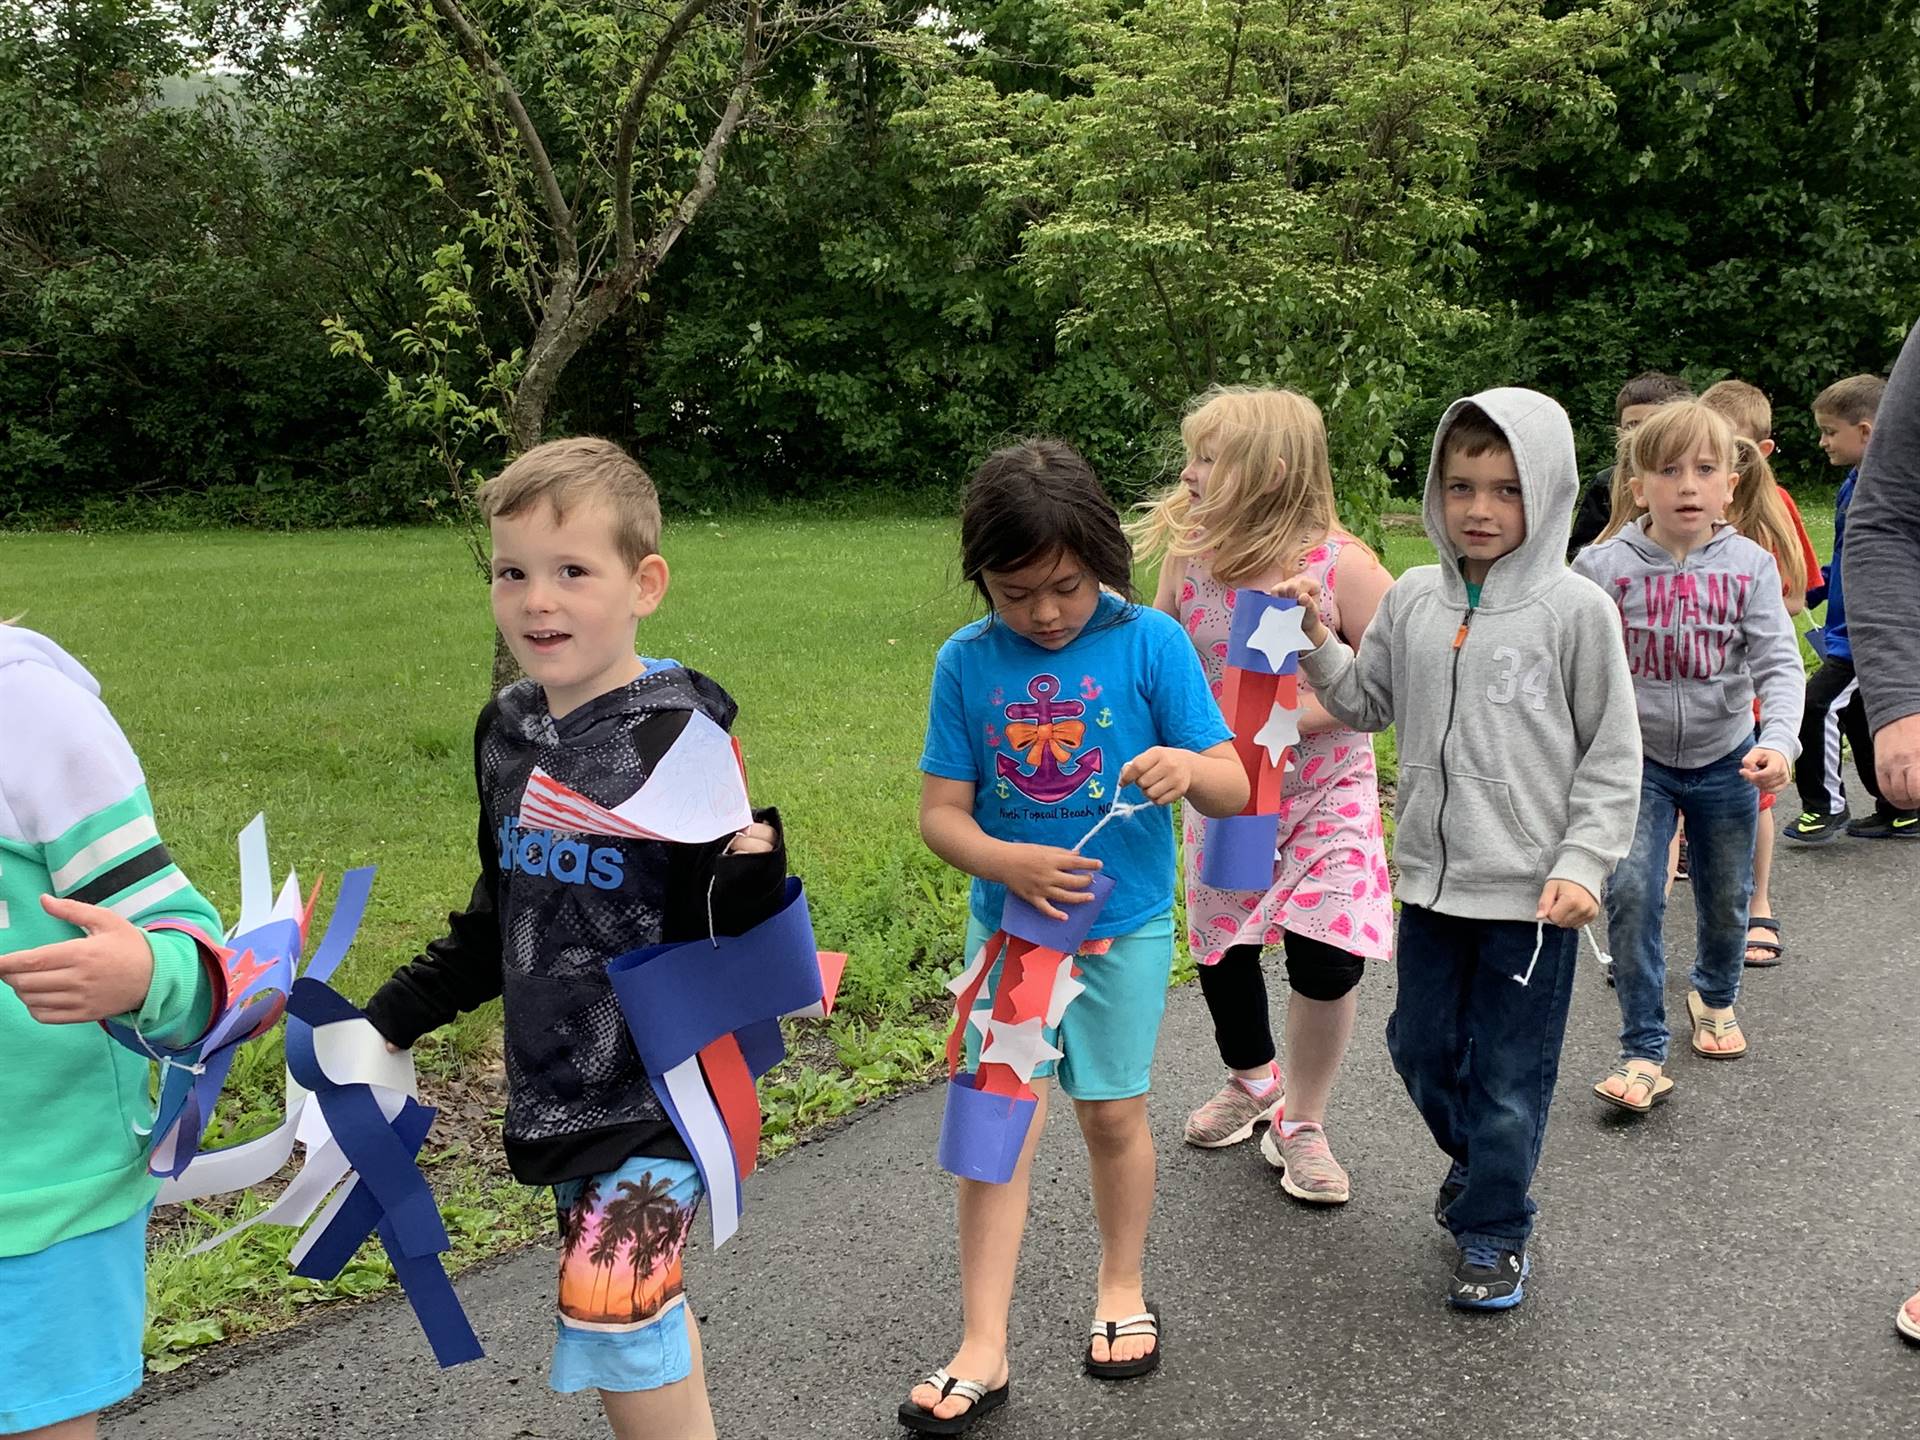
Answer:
[
  {"left": 978, "top": 1016, "right": 1064, "bottom": 1084},
  {"left": 1043, "top": 966, "right": 1088, "bottom": 1029},
  {"left": 968, "top": 1006, "right": 995, "bottom": 1039},
  {"left": 1253, "top": 699, "right": 1301, "bottom": 767},
  {"left": 1245, "top": 601, "right": 1312, "bottom": 672}
]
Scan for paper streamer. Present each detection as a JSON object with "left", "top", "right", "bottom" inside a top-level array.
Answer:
[
  {"left": 608, "top": 876, "right": 843, "bottom": 1247},
  {"left": 1199, "top": 588, "right": 1309, "bottom": 892}
]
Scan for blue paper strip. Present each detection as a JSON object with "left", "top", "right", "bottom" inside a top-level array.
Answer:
[
  {"left": 607, "top": 877, "right": 822, "bottom": 1075},
  {"left": 1199, "top": 812, "right": 1283, "bottom": 891},
  {"left": 998, "top": 872, "right": 1115, "bottom": 953},
  {"left": 300, "top": 866, "right": 376, "bottom": 986},
  {"left": 937, "top": 1073, "right": 1037, "bottom": 1184},
  {"left": 1226, "top": 590, "right": 1303, "bottom": 677}
]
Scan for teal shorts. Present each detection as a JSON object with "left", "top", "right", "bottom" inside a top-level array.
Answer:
[
  {"left": 0, "top": 1204, "right": 148, "bottom": 1434},
  {"left": 960, "top": 910, "right": 1174, "bottom": 1102}
]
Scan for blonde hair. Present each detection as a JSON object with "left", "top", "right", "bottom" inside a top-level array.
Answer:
[
  {"left": 1699, "top": 382, "right": 1806, "bottom": 594},
  {"left": 1598, "top": 400, "right": 1779, "bottom": 557},
  {"left": 476, "top": 437, "right": 661, "bottom": 568},
  {"left": 1129, "top": 387, "right": 1338, "bottom": 588}
]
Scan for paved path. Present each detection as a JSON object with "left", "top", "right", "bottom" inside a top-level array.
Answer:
[{"left": 113, "top": 832, "right": 1920, "bottom": 1439}]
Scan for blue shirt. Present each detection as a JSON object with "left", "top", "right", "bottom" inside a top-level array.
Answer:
[
  {"left": 919, "top": 593, "right": 1232, "bottom": 939},
  {"left": 1824, "top": 469, "right": 1857, "bottom": 660}
]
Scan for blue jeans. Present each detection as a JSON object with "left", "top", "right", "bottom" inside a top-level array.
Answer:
[
  {"left": 1607, "top": 746, "right": 1757, "bottom": 1065},
  {"left": 1388, "top": 905, "right": 1578, "bottom": 1251}
]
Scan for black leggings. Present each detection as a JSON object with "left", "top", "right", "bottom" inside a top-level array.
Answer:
[{"left": 1195, "top": 935, "right": 1366, "bottom": 1071}]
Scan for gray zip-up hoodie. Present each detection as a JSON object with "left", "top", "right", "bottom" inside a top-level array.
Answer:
[
  {"left": 1572, "top": 521, "right": 1804, "bottom": 769},
  {"left": 1300, "top": 388, "right": 1643, "bottom": 921}
]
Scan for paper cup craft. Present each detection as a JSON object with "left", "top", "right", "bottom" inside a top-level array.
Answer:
[
  {"left": 937, "top": 872, "right": 1117, "bottom": 1183},
  {"left": 1197, "top": 589, "right": 1309, "bottom": 891}
]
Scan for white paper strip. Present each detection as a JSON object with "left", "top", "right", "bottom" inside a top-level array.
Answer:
[{"left": 661, "top": 1056, "right": 740, "bottom": 1248}]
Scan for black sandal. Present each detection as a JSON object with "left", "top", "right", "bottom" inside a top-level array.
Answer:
[
  {"left": 898, "top": 1368, "right": 1009, "bottom": 1434},
  {"left": 1743, "top": 916, "right": 1785, "bottom": 967},
  {"left": 1085, "top": 1300, "right": 1162, "bottom": 1380}
]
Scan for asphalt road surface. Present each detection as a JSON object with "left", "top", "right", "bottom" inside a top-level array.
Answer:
[{"left": 112, "top": 829, "right": 1920, "bottom": 1439}]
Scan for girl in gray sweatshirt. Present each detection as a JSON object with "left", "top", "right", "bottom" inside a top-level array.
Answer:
[{"left": 1573, "top": 400, "right": 1805, "bottom": 1113}]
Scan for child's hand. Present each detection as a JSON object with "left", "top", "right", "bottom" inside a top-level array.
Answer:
[
  {"left": 725, "top": 821, "right": 778, "bottom": 855},
  {"left": 1119, "top": 747, "right": 1201, "bottom": 805},
  {"left": 1740, "top": 747, "right": 1790, "bottom": 794},
  {"left": 996, "top": 843, "right": 1103, "bottom": 921},
  {"left": 1271, "top": 576, "right": 1330, "bottom": 646},
  {"left": 1536, "top": 879, "right": 1598, "bottom": 929},
  {"left": 0, "top": 895, "right": 154, "bottom": 1023}
]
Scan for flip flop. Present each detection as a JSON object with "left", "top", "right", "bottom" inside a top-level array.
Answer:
[
  {"left": 1592, "top": 1063, "right": 1673, "bottom": 1113},
  {"left": 1687, "top": 990, "right": 1748, "bottom": 1059},
  {"left": 898, "top": 1369, "right": 1010, "bottom": 1434},
  {"left": 1744, "top": 916, "right": 1785, "bottom": 967},
  {"left": 1085, "top": 1299, "right": 1162, "bottom": 1380}
]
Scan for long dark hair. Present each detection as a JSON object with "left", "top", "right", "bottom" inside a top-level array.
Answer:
[{"left": 959, "top": 440, "right": 1135, "bottom": 625}]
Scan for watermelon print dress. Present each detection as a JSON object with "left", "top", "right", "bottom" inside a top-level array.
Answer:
[{"left": 1179, "top": 537, "right": 1394, "bottom": 966}]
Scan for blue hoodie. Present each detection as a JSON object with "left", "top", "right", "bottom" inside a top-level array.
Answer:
[{"left": 1812, "top": 468, "right": 1857, "bottom": 660}]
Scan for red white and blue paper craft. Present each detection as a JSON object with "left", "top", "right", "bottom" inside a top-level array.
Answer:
[
  {"left": 520, "top": 710, "right": 752, "bottom": 842},
  {"left": 129, "top": 818, "right": 482, "bottom": 1368},
  {"left": 1198, "top": 590, "right": 1309, "bottom": 891},
  {"left": 608, "top": 877, "right": 844, "bottom": 1248}
]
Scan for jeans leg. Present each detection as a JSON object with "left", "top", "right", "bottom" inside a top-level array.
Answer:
[
  {"left": 1446, "top": 921, "right": 1579, "bottom": 1251},
  {"left": 1386, "top": 905, "right": 1473, "bottom": 1183},
  {"left": 1607, "top": 760, "right": 1679, "bottom": 1065},
  {"left": 1684, "top": 750, "right": 1759, "bottom": 1010}
]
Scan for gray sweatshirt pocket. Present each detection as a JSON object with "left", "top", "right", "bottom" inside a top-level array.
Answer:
[{"left": 1439, "top": 771, "right": 1551, "bottom": 889}]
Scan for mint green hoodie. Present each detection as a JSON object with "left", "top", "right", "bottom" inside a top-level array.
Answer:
[
  {"left": 0, "top": 628, "right": 221, "bottom": 1257},
  {"left": 1300, "top": 388, "right": 1644, "bottom": 921}
]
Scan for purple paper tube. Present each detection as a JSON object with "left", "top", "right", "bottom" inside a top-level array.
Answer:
[
  {"left": 937, "top": 1072, "right": 1039, "bottom": 1184},
  {"left": 1199, "top": 812, "right": 1282, "bottom": 891},
  {"left": 1225, "top": 590, "right": 1302, "bottom": 676},
  {"left": 999, "top": 871, "right": 1116, "bottom": 953}
]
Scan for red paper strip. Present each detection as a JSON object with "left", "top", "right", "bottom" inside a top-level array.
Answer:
[{"left": 698, "top": 1031, "right": 762, "bottom": 1181}]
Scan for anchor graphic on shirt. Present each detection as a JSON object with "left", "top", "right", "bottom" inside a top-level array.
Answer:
[{"left": 996, "top": 674, "right": 1103, "bottom": 804}]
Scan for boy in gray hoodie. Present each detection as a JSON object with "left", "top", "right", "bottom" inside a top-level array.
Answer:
[
  {"left": 1573, "top": 400, "right": 1803, "bottom": 1111},
  {"left": 1282, "top": 390, "right": 1641, "bottom": 1310}
]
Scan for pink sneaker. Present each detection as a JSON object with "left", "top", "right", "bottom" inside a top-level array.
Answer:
[
  {"left": 1183, "top": 1066, "right": 1283, "bottom": 1148},
  {"left": 1260, "top": 1121, "right": 1351, "bottom": 1204}
]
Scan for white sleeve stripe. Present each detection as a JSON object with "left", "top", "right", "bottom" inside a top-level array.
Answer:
[
  {"left": 50, "top": 814, "right": 159, "bottom": 891},
  {"left": 103, "top": 868, "right": 191, "bottom": 920}
]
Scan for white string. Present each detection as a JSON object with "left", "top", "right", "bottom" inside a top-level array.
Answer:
[
  {"left": 125, "top": 1025, "right": 206, "bottom": 1136},
  {"left": 1071, "top": 800, "right": 1154, "bottom": 854},
  {"left": 1581, "top": 923, "right": 1614, "bottom": 980},
  {"left": 1509, "top": 922, "right": 1547, "bottom": 987}
]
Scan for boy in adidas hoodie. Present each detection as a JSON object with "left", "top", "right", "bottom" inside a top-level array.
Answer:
[
  {"left": 365, "top": 439, "right": 786, "bottom": 1440},
  {"left": 0, "top": 625, "right": 225, "bottom": 1436},
  {"left": 1278, "top": 391, "right": 1640, "bottom": 1310}
]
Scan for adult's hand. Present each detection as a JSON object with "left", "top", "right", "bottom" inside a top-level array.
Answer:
[{"left": 1876, "top": 713, "right": 1920, "bottom": 811}]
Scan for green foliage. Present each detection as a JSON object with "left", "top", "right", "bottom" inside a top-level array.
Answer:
[{"left": 901, "top": 0, "right": 1633, "bottom": 523}]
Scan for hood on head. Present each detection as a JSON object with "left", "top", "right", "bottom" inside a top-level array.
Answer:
[
  {"left": 1422, "top": 387, "right": 1579, "bottom": 608},
  {"left": 0, "top": 624, "right": 100, "bottom": 698}
]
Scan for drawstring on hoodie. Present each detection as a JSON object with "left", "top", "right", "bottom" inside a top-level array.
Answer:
[
  {"left": 1509, "top": 922, "right": 1547, "bottom": 987},
  {"left": 1581, "top": 923, "right": 1614, "bottom": 982}
]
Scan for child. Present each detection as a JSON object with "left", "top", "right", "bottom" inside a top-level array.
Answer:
[
  {"left": 1568, "top": 371, "right": 1694, "bottom": 556},
  {"left": 1785, "top": 374, "right": 1913, "bottom": 842},
  {"left": 364, "top": 439, "right": 785, "bottom": 1440},
  {"left": 1132, "top": 388, "right": 1393, "bottom": 1204},
  {"left": 0, "top": 623, "right": 225, "bottom": 1438},
  {"left": 903, "top": 440, "right": 1244, "bottom": 1431},
  {"left": 1575, "top": 401, "right": 1803, "bottom": 1112},
  {"left": 1699, "top": 380, "right": 1818, "bottom": 966},
  {"left": 1282, "top": 390, "right": 1641, "bottom": 1310}
]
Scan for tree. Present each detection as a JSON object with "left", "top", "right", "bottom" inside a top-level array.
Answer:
[{"left": 903, "top": 0, "right": 1632, "bottom": 523}]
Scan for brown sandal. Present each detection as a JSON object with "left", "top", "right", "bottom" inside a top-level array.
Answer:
[
  {"left": 1687, "top": 991, "right": 1748, "bottom": 1059},
  {"left": 1593, "top": 1062, "right": 1673, "bottom": 1113}
]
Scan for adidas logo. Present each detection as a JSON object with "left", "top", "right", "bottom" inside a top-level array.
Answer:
[{"left": 497, "top": 818, "right": 625, "bottom": 889}]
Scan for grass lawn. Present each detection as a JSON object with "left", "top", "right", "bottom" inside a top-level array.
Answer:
[{"left": 0, "top": 494, "right": 1829, "bottom": 1369}]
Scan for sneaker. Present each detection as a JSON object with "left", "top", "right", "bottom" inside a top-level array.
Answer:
[
  {"left": 1183, "top": 1068, "right": 1283, "bottom": 1148},
  {"left": 1846, "top": 808, "right": 1920, "bottom": 840},
  {"left": 1434, "top": 1179, "right": 1464, "bottom": 1229},
  {"left": 1782, "top": 808, "right": 1850, "bottom": 844},
  {"left": 1259, "top": 1122, "right": 1351, "bottom": 1204},
  {"left": 1448, "top": 1244, "right": 1529, "bottom": 1310}
]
